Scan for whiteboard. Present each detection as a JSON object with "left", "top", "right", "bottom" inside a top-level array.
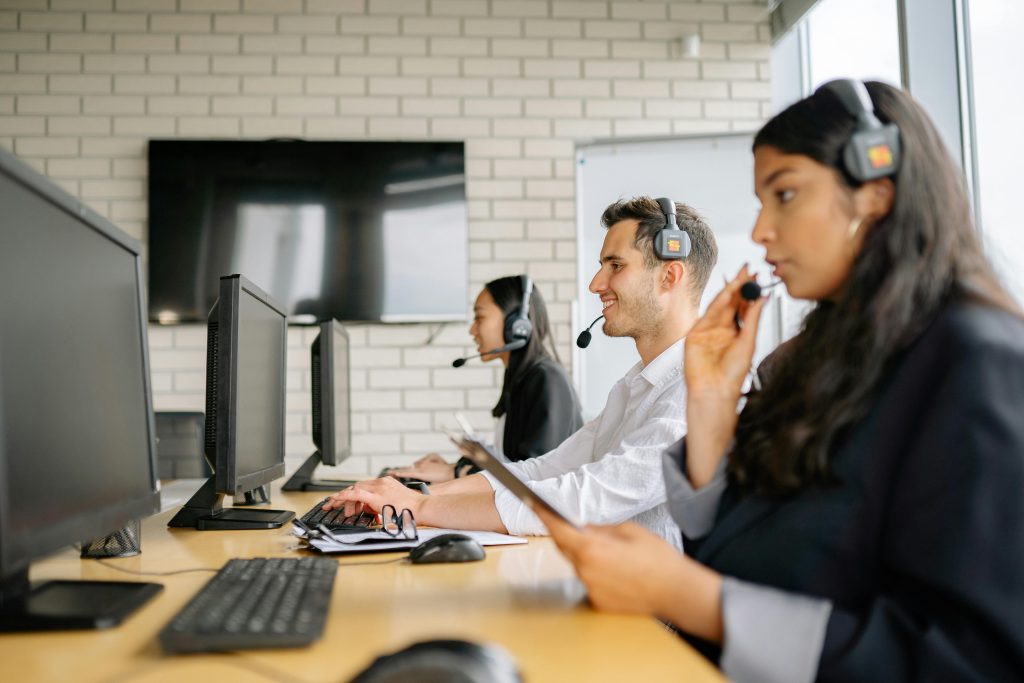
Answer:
[{"left": 574, "top": 134, "right": 801, "bottom": 419}]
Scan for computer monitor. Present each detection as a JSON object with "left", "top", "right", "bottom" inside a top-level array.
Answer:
[
  {"left": 0, "top": 147, "right": 162, "bottom": 631},
  {"left": 167, "top": 274, "right": 294, "bottom": 530},
  {"left": 282, "top": 321, "right": 355, "bottom": 491}
]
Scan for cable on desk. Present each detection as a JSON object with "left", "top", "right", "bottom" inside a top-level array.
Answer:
[
  {"left": 230, "top": 653, "right": 334, "bottom": 683},
  {"left": 97, "top": 654, "right": 326, "bottom": 683},
  {"left": 94, "top": 558, "right": 219, "bottom": 576},
  {"left": 98, "top": 557, "right": 403, "bottom": 577},
  {"left": 338, "top": 557, "right": 408, "bottom": 567}
]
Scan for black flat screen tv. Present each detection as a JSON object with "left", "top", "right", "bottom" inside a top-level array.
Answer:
[{"left": 147, "top": 139, "right": 468, "bottom": 324}]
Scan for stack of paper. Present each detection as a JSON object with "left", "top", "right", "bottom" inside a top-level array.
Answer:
[{"left": 294, "top": 527, "right": 528, "bottom": 554}]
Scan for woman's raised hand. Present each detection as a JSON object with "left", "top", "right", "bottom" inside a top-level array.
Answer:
[
  {"left": 683, "top": 265, "right": 769, "bottom": 486},
  {"left": 685, "top": 265, "right": 768, "bottom": 394}
]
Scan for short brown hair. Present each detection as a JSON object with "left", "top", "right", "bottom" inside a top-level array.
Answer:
[{"left": 600, "top": 196, "right": 718, "bottom": 304}]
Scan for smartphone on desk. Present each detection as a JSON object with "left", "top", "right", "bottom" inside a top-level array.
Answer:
[{"left": 447, "top": 413, "right": 579, "bottom": 529}]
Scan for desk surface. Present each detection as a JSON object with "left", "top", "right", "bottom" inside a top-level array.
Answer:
[{"left": 2, "top": 484, "right": 724, "bottom": 683}]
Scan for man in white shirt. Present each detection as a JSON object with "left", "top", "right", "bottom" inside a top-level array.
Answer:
[{"left": 324, "top": 197, "right": 718, "bottom": 545}]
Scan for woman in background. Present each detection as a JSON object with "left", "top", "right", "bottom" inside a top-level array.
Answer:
[
  {"left": 538, "top": 80, "right": 1024, "bottom": 681},
  {"left": 389, "top": 275, "right": 582, "bottom": 483}
]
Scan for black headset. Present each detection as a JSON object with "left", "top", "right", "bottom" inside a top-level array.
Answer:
[
  {"left": 819, "top": 78, "right": 901, "bottom": 183},
  {"left": 503, "top": 274, "right": 533, "bottom": 345},
  {"left": 653, "top": 197, "right": 692, "bottom": 260}
]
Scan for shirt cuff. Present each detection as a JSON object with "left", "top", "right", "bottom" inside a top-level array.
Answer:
[
  {"left": 720, "top": 577, "right": 832, "bottom": 683},
  {"left": 493, "top": 487, "right": 545, "bottom": 535},
  {"left": 662, "top": 446, "right": 728, "bottom": 539},
  {"left": 479, "top": 470, "right": 500, "bottom": 491}
]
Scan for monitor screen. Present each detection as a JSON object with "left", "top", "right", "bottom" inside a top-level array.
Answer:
[
  {"left": 0, "top": 147, "right": 159, "bottom": 576},
  {"left": 313, "top": 321, "right": 351, "bottom": 467},
  {"left": 147, "top": 140, "right": 469, "bottom": 324},
  {"left": 211, "top": 274, "right": 287, "bottom": 494}
]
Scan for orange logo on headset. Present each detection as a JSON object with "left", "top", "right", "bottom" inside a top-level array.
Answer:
[
  {"left": 667, "top": 238, "right": 681, "bottom": 252},
  {"left": 867, "top": 144, "right": 893, "bottom": 169}
]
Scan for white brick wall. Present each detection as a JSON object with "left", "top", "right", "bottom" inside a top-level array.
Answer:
[{"left": 0, "top": 0, "right": 770, "bottom": 475}]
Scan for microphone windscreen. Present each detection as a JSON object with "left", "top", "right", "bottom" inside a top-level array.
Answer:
[
  {"left": 739, "top": 281, "right": 762, "bottom": 301},
  {"left": 452, "top": 358, "right": 466, "bottom": 368},
  {"left": 576, "top": 330, "right": 592, "bottom": 349}
]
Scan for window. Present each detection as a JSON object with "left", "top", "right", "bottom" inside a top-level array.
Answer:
[
  {"left": 968, "top": 0, "right": 1024, "bottom": 303},
  {"left": 806, "top": 0, "right": 902, "bottom": 89}
]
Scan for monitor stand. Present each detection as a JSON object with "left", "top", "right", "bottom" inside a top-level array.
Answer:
[
  {"left": 233, "top": 484, "right": 271, "bottom": 506},
  {"left": 281, "top": 451, "right": 358, "bottom": 492},
  {"left": 167, "top": 477, "right": 294, "bottom": 531},
  {"left": 0, "top": 568, "right": 162, "bottom": 632}
]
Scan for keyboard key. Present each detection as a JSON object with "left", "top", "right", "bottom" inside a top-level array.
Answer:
[{"left": 299, "top": 498, "right": 375, "bottom": 532}]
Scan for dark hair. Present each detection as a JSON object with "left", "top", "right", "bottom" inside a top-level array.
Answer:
[
  {"left": 484, "top": 275, "right": 560, "bottom": 418},
  {"left": 732, "top": 81, "right": 1017, "bottom": 496},
  {"left": 600, "top": 197, "right": 718, "bottom": 304}
]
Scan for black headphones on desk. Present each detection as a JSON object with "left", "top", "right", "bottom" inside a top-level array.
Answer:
[
  {"left": 653, "top": 197, "right": 692, "bottom": 261},
  {"left": 819, "top": 78, "right": 901, "bottom": 183},
  {"left": 503, "top": 274, "right": 533, "bottom": 346}
]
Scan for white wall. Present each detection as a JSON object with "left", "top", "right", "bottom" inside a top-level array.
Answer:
[{"left": 0, "top": 0, "right": 771, "bottom": 476}]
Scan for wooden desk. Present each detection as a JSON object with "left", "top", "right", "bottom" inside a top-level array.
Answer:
[{"left": 1, "top": 486, "right": 724, "bottom": 683}]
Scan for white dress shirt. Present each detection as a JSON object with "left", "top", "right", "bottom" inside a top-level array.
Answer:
[
  {"left": 481, "top": 338, "right": 687, "bottom": 547},
  {"left": 490, "top": 414, "right": 506, "bottom": 461}
]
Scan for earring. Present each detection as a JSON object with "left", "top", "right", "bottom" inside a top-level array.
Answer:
[
  {"left": 847, "top": 217, "right": 866, "bottom": 256},
  {"left": 848, "top": 217, "right": 863, "bottom": 240}
]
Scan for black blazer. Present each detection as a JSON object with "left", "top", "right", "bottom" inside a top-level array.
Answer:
[
  {"left": 684, "top": 301, "right": 1024, "bottom": 681},
  {"left": 500, "top": 356, "right": 582, "bottom": 462}
]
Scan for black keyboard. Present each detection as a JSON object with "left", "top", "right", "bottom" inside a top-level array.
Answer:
[
  {"left": 300, "top": 497, "right": 376, "bottom": 532},
  {"left": 159, "top": 557, "right": 337, "bottom": 653}
]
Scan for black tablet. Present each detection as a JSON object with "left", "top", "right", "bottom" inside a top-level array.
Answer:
[{"left": 447, "top": 415, "right": 580, "bottom": 529}]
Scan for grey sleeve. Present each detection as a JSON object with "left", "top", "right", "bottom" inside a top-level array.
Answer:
[
  {"left": 720, "top": 577, "right": 833, "bottom": 683},
  {"left": 662, "top": 439, "right": 729, "bottom": 539}
]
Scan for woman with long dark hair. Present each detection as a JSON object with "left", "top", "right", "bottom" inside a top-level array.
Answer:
[
  {"left": 389, "top": 275, "right": 582, "bottom": 483},
  {"left": 537, "top": 80, "right": 1024, "bottom": 681}
]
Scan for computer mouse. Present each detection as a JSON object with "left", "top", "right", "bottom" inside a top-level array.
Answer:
[{"left": 408, "top": 533, "right": 486, "bottom": 564}]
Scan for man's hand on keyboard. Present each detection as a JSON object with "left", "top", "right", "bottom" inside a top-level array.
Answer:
[{"left": 323, "top": 477, "right": 425, "bottom": 518}]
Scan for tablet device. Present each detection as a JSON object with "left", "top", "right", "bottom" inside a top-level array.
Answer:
[{"left": 446, "top": 416, "right": 580, "bottom": 530}]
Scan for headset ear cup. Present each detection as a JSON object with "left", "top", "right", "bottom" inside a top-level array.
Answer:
[
  {"left": 503, "top": 309, "right": 532, "bottom": 344},
  {"left": 842, "top": 139, "right": 866, "bottom": 183},
  {"left": 678, "top": 231, "right": 691, "bottom": 259},
  {"left": 512, "top": 317, "right": 532, "bottom": 342},
  {"left": 843, "top": 125, "right": 900, "bottom": 183},
  {"left": 502, "top": 274, "right": 534, "bottom": 345},
  {"left": 656, "top": 228, "right": 691, "bottom": 260},
  {"left": 820, "top": 80, "right": 900, "bottom": 183}
]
